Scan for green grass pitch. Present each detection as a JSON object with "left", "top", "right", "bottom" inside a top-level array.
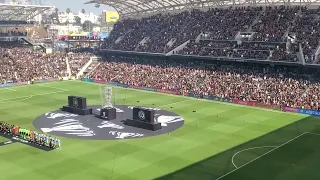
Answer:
[{"left": 0, "top": 81, "right": 320, "bottom": 180}]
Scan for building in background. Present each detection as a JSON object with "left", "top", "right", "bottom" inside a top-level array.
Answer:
[
  {"left": 48, "top": 24, "right": 82, "bottom": 36},
  {"left": 58, "top": 11, "right": 100, "bottom": 24}
]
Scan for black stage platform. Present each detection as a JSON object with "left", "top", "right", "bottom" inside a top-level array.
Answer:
[
  {"left": 124, "top": 119, "right": 161, "bottom": 131},
  {"left": 124, "top": 107, "right": 162, "bottom": 131},
  {"left": 62, "top": 96, "right": 92, "bottom": 115},
  {"left": 62, "top": 106, "right": 92, "bottom": 115}
]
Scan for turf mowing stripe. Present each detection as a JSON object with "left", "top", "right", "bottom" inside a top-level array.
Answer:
[{"left": 216, "top": 132, "right": 307, "bottom": 180}]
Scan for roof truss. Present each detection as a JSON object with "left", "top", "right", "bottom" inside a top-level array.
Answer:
[
  {"left": 86, "top": 0, "right": 320, "bottom": 19},
  {"left": 0, "top": 4, "right": 53, "bottom": 21}
]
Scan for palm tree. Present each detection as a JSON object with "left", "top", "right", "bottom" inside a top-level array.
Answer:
[
  {"left": 66, "top": 8, "right": 71, "bottom": 50},
  {"left": 54, "top": 8, "right": 60, "bottom": 24},
  {"left": 66, "top": 8, "right": 71, "bottom": 14}
]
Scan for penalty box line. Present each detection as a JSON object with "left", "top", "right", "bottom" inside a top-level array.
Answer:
[{"left": 216, "top": 132, "right": 308, "bottom": 180}]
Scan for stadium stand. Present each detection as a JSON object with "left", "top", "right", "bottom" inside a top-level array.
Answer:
[
  {"left": 92, "top": 56, "right": 320, "bottom": 110},
  {"left": 1, "top": 1, "right": 320, "bottom": 112},
  {"left": 68, "top": 52, "right": 92, "bottom": 76},
  {"left": 96, "top": 4, "right": 320, "bottom": 64},
  {"left": 83, "top": 1, "right": 320, "bottom": 111}
]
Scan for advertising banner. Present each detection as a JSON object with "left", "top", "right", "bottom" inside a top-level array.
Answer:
[
  {"left": 232, "top": 99, "right": 257, "bottom": 106},
  {"left": 117, "top": 83, "right": 128, "bottom": 88},
  {"left": 94, "top": 79, "right": 107, "bottom": 84},
  {"left": 105, "top": 11, "right": 120, "bottom": 23},
  {"left": 0, "top": 83, "right": 12, "bottom": 88},
  {"left": 47, "top": 78, "right": 59, "bottom": 82},
  {"left": 254, "top": 102, "right": 279, "bottom": 110},
  {"left": 203, "top": 95, "right": 209, "bottom": 99},
  {"left": 82, "top": 78, "right": 94, "bottom": 82},
  {"left": 107, "top": 82, "right": 119, "bottom": 86},
  {"left": 35, "top": 79, "right": 48, "bottom": 83},
  {"left": 298, "top": 109, "right": 320, "bottom": 116},
  {"left": 129, "top": 85, "right": 140, "bottom": 89},
  {"left": 283, "top": 107, "right": 299, "bottom": 113},
  {"left": 141, "top": 87, "right": 155, "bottom": 92},
  {"left": 156, "top": 89, "right": 180, "bottom": 95},
  {"left": 233, "top": 99, "right": 248, "bottom": 106},
  {"left": 15, "top": 81, "right": 28, "bottom": 86}
]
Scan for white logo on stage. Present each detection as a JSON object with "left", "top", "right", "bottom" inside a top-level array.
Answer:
[
  {"left": 41, "top": 119, "right": 95, "bottom": 136},
  {"left": 97, "top": 108, "right": 124, "bottom": 113},
  {"left": 97, "top": 121, "right": 124, "bottom": 129},
  {"left": 45, "top": 112, "right": 78, "bottom": 119},
  {"left": 138, "top": 110, "right": 146, "bottom": 120},
  {"left": 128, "top": 106, "right": 160, "bottom": 111},
  {"left": 109, "top": 131, "right": 144, "bottom": 139},
  {"left": 157, "top": 115, "right": 184, "bottom": 126}
]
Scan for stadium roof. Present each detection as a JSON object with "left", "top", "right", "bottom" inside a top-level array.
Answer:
[
  {"left": 86, "top": 0, "right": 320, "bottom": 19},
  {"left": 0, "top": 4, "right": 53, "bottom": 21}
]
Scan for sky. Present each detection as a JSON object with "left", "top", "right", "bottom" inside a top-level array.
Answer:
[{"left": 44, "top": 0, "right": 115, "bottom": 14}]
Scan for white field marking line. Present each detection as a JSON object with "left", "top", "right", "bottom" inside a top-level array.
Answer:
[
  {"left": 0, "top": 90, "right": 13, "bottom": 94},
  {"left": 0, "top": 83, "right": 69, "bottom": 102},
  {"left": 305, "top": 132, "right": 320, "bottom": 136},
  {"left": 0, "top": 96, "right": 32, "bottom": 104},
  {"left": 37, "top": 84, "right": 69, "bottom": 91},
  {"left": 0, "top": 88, "right": 16, "bottom": 93},
  {"left": 157, "top": 99, "right": 190, "bottom": 108},
  {"left": 6, "top": 88, "right": 16, "bottom": 91},
  {"left": 0, "top": 90, "right": 68, "bottom": 103},
  {"left": 231, "top": 146, "right": 278, "bottom": 169},
  {"left": 0, "top": 88, "right": 16, "bottom": 92},
  {"left": 216, "top": 132, "right": 307, "bottom": 180},
  {"left": 74, "top": 81, "right": 305, "bottom": 117}
]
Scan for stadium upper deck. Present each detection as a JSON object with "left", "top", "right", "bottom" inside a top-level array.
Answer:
[{"left": 86, "top": 0, "right": 320, "bottom": 19}]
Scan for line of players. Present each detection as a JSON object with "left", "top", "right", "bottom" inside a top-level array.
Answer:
[{"left": 0, "top": 121, "right": 61, "bottom": 149}]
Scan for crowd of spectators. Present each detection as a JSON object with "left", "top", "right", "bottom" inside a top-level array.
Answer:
[
  {"left": 290, "top": 8, "right": 320, "bottom": 64},
  {"left": 68, "top": 52, "right": 91, "bottom": 76},
  {"left": 104, "top": 7, "right": 261, "bottom": 53},
  {"left": 177, "top": 40, "right": 298, "bottom": 61},
  {"left": 94, "top": 57, "right": 320, "bottom": 110},
  {"left": 102, "top": 6, "right": 302, "bottom": 56},
  {"left": 252, "top": 6, "right": 298, "bottom": 42},
  {"left": 0, "top": 45, "right": 67, "bottom": 83},
  {"left": 0, "top": 43, "right": 95, "bottom": 83}
]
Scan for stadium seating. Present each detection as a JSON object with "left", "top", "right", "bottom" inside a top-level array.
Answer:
[
  {"left": 290, "top": 8, "right": 320, "bottom": 64},
  {"left": 68, "top": 52, "right": 92, "bottom": 76},
  {"left": 102, "top": 6, "right": 320, "bottom": 63},
  {"left": 0, "top": 43, "right": 95, "bottom": 83}
]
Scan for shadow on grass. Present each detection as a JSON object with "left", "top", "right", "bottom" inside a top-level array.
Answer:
[{"left": 155, "top": 116, "right": 320, "bottom": 180}]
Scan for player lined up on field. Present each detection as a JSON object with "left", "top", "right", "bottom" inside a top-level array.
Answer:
[{"left": 0, "top": 121, "right": 61, "bottom": 149}]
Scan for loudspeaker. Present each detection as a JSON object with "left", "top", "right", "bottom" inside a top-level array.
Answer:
[
  {"left": 100, "top": 107, "right": 116, "bottom": 120},
  {"left": 68, "top": 96, "right": 87, "bottom": 109},
  {"left": 133, "top": 107, "right": 155, "bottom": 124}
]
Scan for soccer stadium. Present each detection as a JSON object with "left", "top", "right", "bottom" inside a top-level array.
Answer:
[{"left": 1, "top": 0, "right": 320, "bottom": 179}]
